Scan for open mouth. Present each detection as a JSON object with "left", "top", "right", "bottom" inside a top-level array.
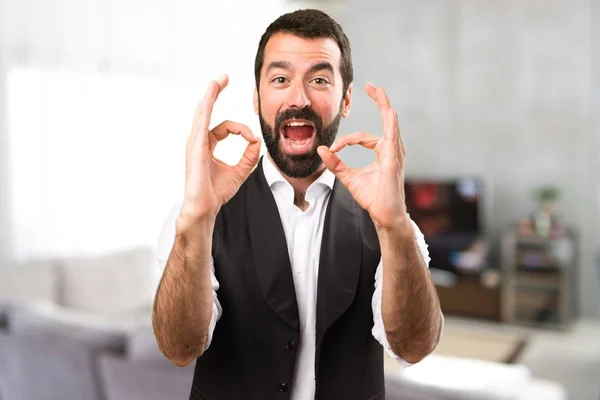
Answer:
[{"left": 279, "top": 120, "right": 316, "bottom": 155}]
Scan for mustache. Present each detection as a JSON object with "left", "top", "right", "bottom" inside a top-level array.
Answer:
[{"left": 274, "top": 108, "right": 323, "bottom": 133}]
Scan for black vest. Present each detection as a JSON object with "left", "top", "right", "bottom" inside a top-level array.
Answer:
[{"left": 190, "top": 158, "right": 385, "bottom": 400}]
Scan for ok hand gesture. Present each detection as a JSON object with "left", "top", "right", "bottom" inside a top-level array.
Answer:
[
  {"left": 317, "top": 83, "right": 407, "bottom": 229},
  {"left": 182, "top": 75, "right": 262, "bottom": 221}
]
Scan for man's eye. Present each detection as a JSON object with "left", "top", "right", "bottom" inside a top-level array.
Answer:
[
  {"left": 274, "top": 77, "right": 288, "bottom": 84},
  {"left": 313, "top": 78, "right": 328, "bottom": 85}
]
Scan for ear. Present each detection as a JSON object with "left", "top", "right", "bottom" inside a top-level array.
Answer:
[
  {"left": 341, "top": 83, "right": 352, "bottom": 118},
  {"left": 253, "top": 87, "right": 259, "bottom": 115}
]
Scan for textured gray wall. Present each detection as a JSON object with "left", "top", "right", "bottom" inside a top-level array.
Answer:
[
  {"left": 328, "top": 0, "right": 599, "bottom": 317},
  {"left": 592, "top": 0, "right": 600, "bottom": 309}
]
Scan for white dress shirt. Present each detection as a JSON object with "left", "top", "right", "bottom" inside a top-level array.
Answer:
[{"left": 157, "top": 155, "right": 434, "bottom": 400}]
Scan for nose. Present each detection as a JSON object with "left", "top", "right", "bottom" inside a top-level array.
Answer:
[{"left": 286, "top": 81, "right": 311, "bottom": 109}]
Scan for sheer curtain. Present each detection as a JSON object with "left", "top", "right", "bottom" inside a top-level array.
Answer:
[{"left": 1, "top": 0, "right": 294, "bottom": 262}]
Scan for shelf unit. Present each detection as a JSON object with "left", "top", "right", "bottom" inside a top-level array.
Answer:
[{"left": 500, "top": 228, "right": 576, "bottom": 329}]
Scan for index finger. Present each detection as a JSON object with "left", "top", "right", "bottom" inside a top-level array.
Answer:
[
  {"left": 365, "top": 82, "right": 391, "bottom": 111},
  {"left": 365, "top": 82, "right": 398, "bottom": 142},
  {"left": 329, "top": 131, "right": 379, "bottom": 153},
  {"left": 211, "top": 120, "right": 258, "bottom": 143},
  {"left": 194, "top": 74, "right": 230, "bottom": 134}
]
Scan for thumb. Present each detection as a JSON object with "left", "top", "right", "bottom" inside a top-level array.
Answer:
[
  {"left": 317, "top": 146, "right": 350, "bottom": 184},
  {"left": 237, "top": 137, "right": 262, "bottom": 178}
]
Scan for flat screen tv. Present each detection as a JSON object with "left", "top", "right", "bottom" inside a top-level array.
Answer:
[{"left": 404, "top": 177, "right": 485, "bottom": 273}]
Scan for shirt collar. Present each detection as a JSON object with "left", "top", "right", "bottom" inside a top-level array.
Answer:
[{"left": 262, "top": 155, "right": 335, "bottom": 192}]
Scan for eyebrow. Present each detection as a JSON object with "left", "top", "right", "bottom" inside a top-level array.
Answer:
[
  {"left": 307, "top": 62, "right": 334, "bottom": 75},
  {"left": 265, "top": 61, "right": 335, "bottom": 75},
  {"left": 266, "top": 61, "right": 292, "bottom": 74}
]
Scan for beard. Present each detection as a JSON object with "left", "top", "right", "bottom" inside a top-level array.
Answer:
[{"left": 258, "top": 102, "right": 342, "bottom": 179}]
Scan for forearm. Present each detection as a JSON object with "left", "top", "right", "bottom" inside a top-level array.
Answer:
[
  {"left": 377, "top": 217, "right": 442, "bottom": 364},
  {"left": 152, "top": 212, "right": 215, "bottom": 366}
]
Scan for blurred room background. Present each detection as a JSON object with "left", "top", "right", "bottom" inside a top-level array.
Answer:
[{"left": 0, "top": 0, "right": 598, "bottom": 399}]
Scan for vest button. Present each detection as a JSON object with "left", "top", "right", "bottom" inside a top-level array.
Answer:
[
  {"left": 278, "top": 382, "right": 289, "bottom": 392},
  {"left": 286, "top": 340, "right": 296, "bottom": 351}
]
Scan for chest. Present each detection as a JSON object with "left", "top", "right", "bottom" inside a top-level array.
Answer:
[
  {"left": 212, "top": 168, "right": 381, "bottom": 339},
  {"left": 274, "top": 191, "right": 330, "bottom": 274}
]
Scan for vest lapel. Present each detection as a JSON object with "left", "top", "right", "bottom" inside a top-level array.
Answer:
[
  {"left": 316, "top": 178, "right": 361, "bottom": 339},
  {"left": 246, "top": 160, "right": 299, "bottom": 331}
]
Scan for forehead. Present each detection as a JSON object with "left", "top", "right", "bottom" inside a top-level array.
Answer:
[{"left": 262, "top": 32, "right": 342, "bottom": 73}]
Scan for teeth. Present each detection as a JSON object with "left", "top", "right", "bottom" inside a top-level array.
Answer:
[{"left": 286, "top": 121, "right": 310, "bottom": 127}]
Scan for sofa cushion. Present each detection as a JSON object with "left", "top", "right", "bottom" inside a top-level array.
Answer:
[
  {"left": 0, "top": 259, "right": 57, "bottom": 303},
  {"left": 98, "top": 354, "right": 194, "bottom": 400},
  {"left": 489, "top": 378, "right": 567, "bottom": 400},
  {"left": 126, "top": 323, "right": 173, "bottom": 367},
  {"left": 7, "top": 300, "right": 130, "bottom": 351},
  {"left": 0, "top": 332, "right": 8, "bottom": 398},
  {"left": 385, "top": 354, "right": 532, "bottom": 400},
  {"left": 0, "top": 259, "right": 57, "bottom": 336},
  {"left": 56, "top": 246, "right": 156, "bottom": 315},
  {"left": 0, "top": 330, "right": 107, "bottom": 400}
]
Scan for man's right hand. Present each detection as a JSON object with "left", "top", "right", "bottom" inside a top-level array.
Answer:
[{"left": 181, "top": 74, "right": 261, "bottom": 222}]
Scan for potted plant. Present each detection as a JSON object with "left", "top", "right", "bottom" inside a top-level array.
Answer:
[{"left": 532, "top": 185, "right": 561, "bottom": 237}]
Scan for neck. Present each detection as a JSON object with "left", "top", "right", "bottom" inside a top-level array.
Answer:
[{"left": 294, "top": 190, "right": 309, "bottom": 211}]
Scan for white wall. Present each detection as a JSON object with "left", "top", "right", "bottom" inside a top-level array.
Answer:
[
  {"left": 593, "top": 0, "right": 600, "bottom": 250},
  {"left": 331, "top": 0, "right": 599, "bottom": 318},
  {"left": 0, "top": 56, "right": 11, "bottom": 262},
  {"left": 1, "top": 0, "right": 597, "bottom": 316},
  {"left": 0, "top": 0, "right": 301, "bottom": 262}
]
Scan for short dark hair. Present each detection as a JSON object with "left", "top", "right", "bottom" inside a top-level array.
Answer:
[{"left": 254, "top": 9, "right": 353, "bottom": 95}]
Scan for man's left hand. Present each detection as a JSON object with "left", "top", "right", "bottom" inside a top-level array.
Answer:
[{"left": 317, "top": 82, "right": 407, "bottom": 230}]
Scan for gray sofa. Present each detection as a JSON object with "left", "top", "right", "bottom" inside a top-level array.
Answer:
[
  {"left": 0, "top": 246, "right": 194, "bottom": 400},
  {"left": 0, "top": 316, "right": 194, "bottom": 400},
  {"left": 0, "top": 329, "right": 121, "bottom": 400},
  {"left": 98, "top": 355, "right": 194, "bottom": 400},
  {"left": 98, "top": 322, "right": 195, "bottom": 400},
  {"left": 0, "top": 246, "right": 566, "bottom": 400}
]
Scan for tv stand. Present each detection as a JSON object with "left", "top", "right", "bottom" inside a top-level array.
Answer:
[{"left": 434, "top": 269, "right": 502, "bottom": 321}]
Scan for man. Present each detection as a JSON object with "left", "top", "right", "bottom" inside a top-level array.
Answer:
[{"left": 153, "top": 9, "right": 443, "bottom": 400}]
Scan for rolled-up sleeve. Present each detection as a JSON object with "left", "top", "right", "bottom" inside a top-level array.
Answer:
[
  {"left": 371, "top": 217, "right": 442, "bottom": 366},
  {"left": 157, "top": 203, "right": 222, "bottom": 350}
]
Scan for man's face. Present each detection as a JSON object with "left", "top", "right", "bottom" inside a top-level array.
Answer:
[{"left": 254, "top": 33, "right": 352, "bottom": 178}]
